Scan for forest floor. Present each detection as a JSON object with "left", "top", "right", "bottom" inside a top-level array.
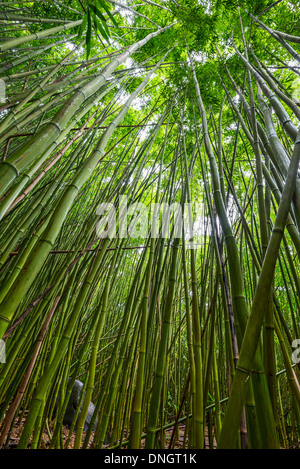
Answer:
[{"left": 4, "top": 413, "right": 217, "bottom": 449}]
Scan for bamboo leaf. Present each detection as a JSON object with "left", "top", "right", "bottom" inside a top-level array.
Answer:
[
  {"left": 86, "top": 9, "right": 92, "bottom": 59},
  {"left": 96, "top": 0, "right": 118, "bottom": 27}
]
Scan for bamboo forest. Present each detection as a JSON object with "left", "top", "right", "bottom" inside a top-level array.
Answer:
[{"left": 0, "top": 0, "right": 300, "bottom": 452}]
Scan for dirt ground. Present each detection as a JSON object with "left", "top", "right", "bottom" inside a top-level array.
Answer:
[{"left": 3, "top": 413, "right": 217, "bottom": 449}]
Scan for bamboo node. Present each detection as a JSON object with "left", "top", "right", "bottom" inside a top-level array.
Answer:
[
  {"left": 281, "top": 118, "right": 292, "bottom": 126},
  {"left": 0, "top": 315, "right": 10, "bottom": 324},
  {"left": 236, "top": 366, "right": 251, "bottom": 382},
  {"left": 48, "top": 121, "right": 62, "bottom": 134},
  {"left": 67, "top": 182, "right": 80, "bottom": 192},
  {"left": 78, "top": 89, "right": 87, "bottom": 100},
  {"left": 272, "top": 228, "right": 284, "bottom": 234},
  {"left": 2, "top": 161, "right": 19, "bottom": 177},
  {"left": 40, "top": 238, "right": 54, "bottom": 247}
]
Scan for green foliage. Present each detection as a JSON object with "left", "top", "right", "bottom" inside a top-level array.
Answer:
[
  {"left": 0, "top": 0, "right": 300, "bottom": 451},
  {"left": 77, "top": 0, "right": 118, "bottom": 58}
]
